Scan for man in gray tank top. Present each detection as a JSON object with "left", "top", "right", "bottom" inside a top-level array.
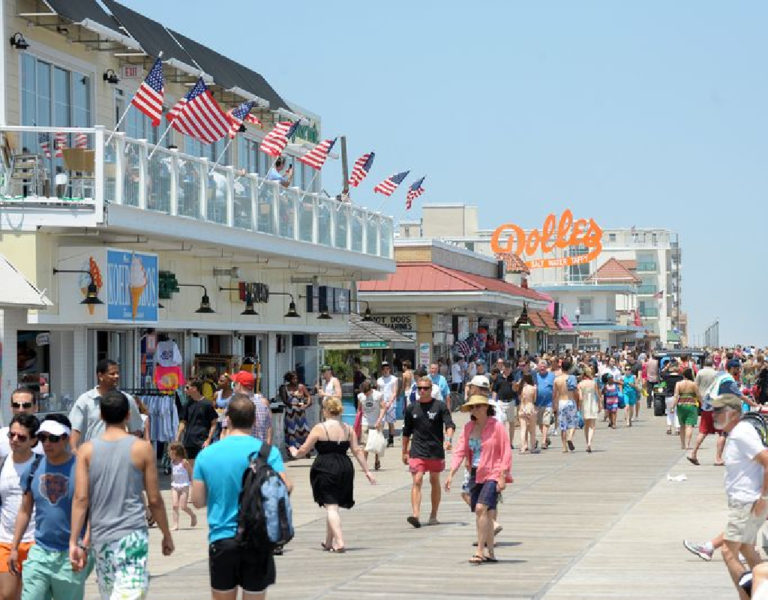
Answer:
[{"left": 69, "top": 390, "right": 174, "bottom": 598}]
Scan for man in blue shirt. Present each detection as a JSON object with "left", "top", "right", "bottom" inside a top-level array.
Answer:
[
  {"left": 265, "top": 157, "right": 293, "bottom": 188},
  {"left": 534, "top": 359, "right": 556, "bottom": 449},
  {"left": 192, "top": 394, "right": 291, "bottom": 599},
  {"left": 429, "top": 363, "right": 451, "bottom": 410},
  {"left": 11, "top": 414, "right": 93, "bottom": 599}
]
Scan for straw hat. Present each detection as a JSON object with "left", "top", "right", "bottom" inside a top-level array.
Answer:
[{"left": 461, "top": 394, "right": 491, "bottom": 412}]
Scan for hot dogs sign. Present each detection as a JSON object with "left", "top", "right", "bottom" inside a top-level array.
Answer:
[{"left": 490, "top": 209, "right": 603, "bottom": 269}]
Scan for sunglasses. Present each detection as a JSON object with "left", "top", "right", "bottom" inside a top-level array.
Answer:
[
  {"left": 7, "top": 431, "right": 29, "bottom": 442},
  {"left": 11, "top": 402, "right": 33, "bottom": 409},
  {"left": 417, "top": 386, "right": 432, "bottom": 390},
  {"left": 38, "top": 433, "right": 66, "bottom": 443}
]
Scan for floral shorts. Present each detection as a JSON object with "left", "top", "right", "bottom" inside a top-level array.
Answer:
[{"left": 94, "top": 529, "right": 149, "bottom": 600}]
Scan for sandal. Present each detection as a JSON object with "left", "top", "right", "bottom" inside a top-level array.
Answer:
[
  {"left": 320, "top": 542, "right": 332, "bottom": 551},
  {"left": 687, "top": 456, "right": 700, "bottom": 466},
  {"left": 329, "top": 546, "right": 346, "bottom": 553},
  {"left": 374, "top": 457, "right": 381, "bottom": 471},
  {"left": 468, "top": 554, "right": 486, "bottom": 564},
  {"left": 483, "top": 555, "right": 498, "bottom": 563}
]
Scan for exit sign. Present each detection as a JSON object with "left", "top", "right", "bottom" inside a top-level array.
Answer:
[
  {"left": 360, "top": 341, "right": 387, "bottom": 349},
  {"left": 121, "top": 65, "right": 142, "bottom": 80}
]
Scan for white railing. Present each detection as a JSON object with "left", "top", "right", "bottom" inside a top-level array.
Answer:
[{"left": 0, "top": 126, "right": 394, "bottom": 259}]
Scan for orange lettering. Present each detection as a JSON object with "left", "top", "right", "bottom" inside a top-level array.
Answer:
[
  {"left": 525, "top": 229, "right": 540, "bottom": 255},
  {"left": 540, "top": 214, "right": 556, "bottom": 253},
  {"left": 490, "top": 223, "right": 525, "bottom": 255},
  {"left": 568, "top": 219, "right": 586, "bottom": 246},
  {"left": 555, "top": 209, "right": 573, "bottom": 248}
]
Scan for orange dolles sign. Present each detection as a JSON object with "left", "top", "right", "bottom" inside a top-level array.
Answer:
[{"left": 490, "top": 209, "right": 603, "bottom": 269}]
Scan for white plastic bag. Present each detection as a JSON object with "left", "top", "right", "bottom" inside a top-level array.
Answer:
[{"left": 365, "top": 428, "right": 387, "bottom": 456}]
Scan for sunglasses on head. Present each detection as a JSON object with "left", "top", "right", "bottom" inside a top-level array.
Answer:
[
  {"left": 38, "top": 433, "right": 66, "bottom": 443},
  {"left": 11, "top": 402, "right": 33, "bottom": 409},
  {"left": 7, "top": 431, "right": 29, "bottom": 442}
]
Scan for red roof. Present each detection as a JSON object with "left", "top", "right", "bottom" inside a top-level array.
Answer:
[
  {"left": 587, "top": 258, "right": 641, "bottom": 284},
  {"left": 617, "top": 259, "right": 637, "bottom": 271},
  {"left": 358, "top": 262, "right": 547, "bottom": 302},
  {"left": 529, "top": 310, "right": 559, "bottom": 331},
  {"left": 495, "top": 252, "right": 531, "bottom": 274}
]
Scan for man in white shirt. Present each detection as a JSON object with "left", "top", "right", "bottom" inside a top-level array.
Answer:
[
  {"left": 0, "top": 388, "right": 42, "bottom": 460},
  {"left": 377, "top": 362, "right": 399, "bottom": 448},
  {"left": 712, "top": 392, "right": 768, "bottom": 597}
]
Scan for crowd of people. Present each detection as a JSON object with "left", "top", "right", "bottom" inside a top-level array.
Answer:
[{"left": 1, "top": 345, "right": 767, "bottom": 598}]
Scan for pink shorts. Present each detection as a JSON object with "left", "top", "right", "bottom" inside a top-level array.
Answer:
[{"left": 408, "top": 458, "right": 445, "bottom": 474}]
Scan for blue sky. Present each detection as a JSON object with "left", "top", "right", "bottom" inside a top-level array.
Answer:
[{"left": 125, "top": 1, "right": 767, "bottom": 346}]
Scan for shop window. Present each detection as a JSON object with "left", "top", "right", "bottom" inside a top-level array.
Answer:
[
  {"left": 17, "top": 331, "right": 51, "bottom": 399},
  {"left": 578, "top": 298, "right": 592, "bottom": 317}
]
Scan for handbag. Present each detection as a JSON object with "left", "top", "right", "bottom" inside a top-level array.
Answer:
[
  {"left": 618, "top": 397, "right": 626, "bottom": 409},
  {"left": 577, "top": 410, "right": 584, "bottom": 429},
  {"left": 365, "top": 428, "right": 387, "bottom": 455}
]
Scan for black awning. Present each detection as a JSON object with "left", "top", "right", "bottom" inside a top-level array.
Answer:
[
  {"left": 101, "top": 0, "right": 194, "bottom": 68},
  {"left": 169, "top": 29, "right": 290, "bottom": 112},
  {"left": 42, "top": 0, "right": 122, "bottom": 32}
]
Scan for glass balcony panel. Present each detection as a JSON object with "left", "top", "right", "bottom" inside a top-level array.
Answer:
[
  {"left": 206, "top": 167, "right": 229, "bottom": 224},
  {"left": 380, "top": 218, "right": 392, "bottom": 258},
  {"left": 351, "top": 209, "right": 364, "bottom": 253},
  {"left": 177, "top": 158, "right": 201, "bottom": 218},
  {"left": 317, "top": 196, "right": 332, "bottom": 246},
  {"left": 335, "top": 204, "right": 349, "bottom": 249},
  {"left": 257, "top": 180, "right": 278, "bottom": 234},
  {"left": 147, "top": 148, "right": 171, "bottom": 214},
  {"left": 366, "top": 217, "right": 378, "bottom": 255},
  {"left": 233, "top": 175, "right": 253, "bottom": 230},
  {"left": 278, "top": 188, "right": 297, "bottom": 239},
  {"left": 637, "top": 284, "right": 657, "bottom": 295},
  {"left": 104, "top": 136, "right": 117, "bottom": 203},
  {"left": 122, "top": 141, "right": 141, "bottom": 207},
  {"left": 298, "top": 194, "right": 314, "bottom": 242}
]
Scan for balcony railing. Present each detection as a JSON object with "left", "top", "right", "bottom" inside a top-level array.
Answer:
[
  {"left": 636, "top": 262, "right": 657, "bottom": 272},
  {"left": 0, "top": 126, "right": 394, "bottom": 260},
  {"left": 637, "top": 284, "right": 657, "bottom": 295},
  {"left": 639, "top": 307, "right": 659, "bottom": 317}
]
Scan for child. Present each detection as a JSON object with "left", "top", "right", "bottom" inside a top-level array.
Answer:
[
  {"left": 602, "top": 373, "right": 620, "bottom": 429},
  {"left": 169, "top": 442, "right": 197, "bottom": 531}
]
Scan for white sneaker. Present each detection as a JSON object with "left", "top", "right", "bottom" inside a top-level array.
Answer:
[{"left": 683, "top": 540, "right": 713, "bottom": 561}]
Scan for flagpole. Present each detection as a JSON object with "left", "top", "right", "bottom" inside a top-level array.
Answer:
[
  {"left": 107, "top": 52, "right": 163, "bottom": 147},
  {"left": 208, "top": 137, "right": 234, "bottom": 175},
  {"left": 147, "top": 123, "right": 174, "bottom": 160},
  {"left": 256, "top": 154, "right": 280, "bottom": 191}
]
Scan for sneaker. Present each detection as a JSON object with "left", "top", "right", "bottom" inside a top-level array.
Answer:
[{"left": 683, "top": 540, "right": 713, "bottom": 561}]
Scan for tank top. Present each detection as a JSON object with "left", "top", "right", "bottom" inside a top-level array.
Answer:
[
  {"left": 324, "top": 378, "right": 337, "bottom": 398},
  {"left": 89, "top": 436, "right": 146, "bottom": 545},
  {"left": 171, "top": 460, "right": 191, "bottom": 488}
]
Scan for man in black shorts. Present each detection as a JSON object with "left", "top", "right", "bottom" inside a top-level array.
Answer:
[
  {"left": 192, "top": 394, "right": 290, "bottom": 599},
  {"left": 176, "top": 379, "right": 218, "bottom": 468}
]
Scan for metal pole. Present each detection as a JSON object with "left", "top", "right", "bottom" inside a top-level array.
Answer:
[
  {"left": 208, "top": 137, "right": 234, "bottom": 175},
  {"left": 340, "top": 136, "right": 349, "bottom": 195},
  {"left": 147, "top": 123, "right": 173, "bottom": 160}
]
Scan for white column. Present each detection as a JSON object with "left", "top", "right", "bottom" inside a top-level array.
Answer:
[
  {"left": 72, "top": 327, "right": 89, "bottom": 397},
  {"left": 0, "top": 308, "right": 24, "bottom": 426},
  {"left": 267, "top": 332, "right": 278, "bottom": 400}
]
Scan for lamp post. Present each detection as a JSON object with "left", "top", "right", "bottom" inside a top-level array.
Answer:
[{"left": 51, "top": 269, "right": 103, "bottom": 305}]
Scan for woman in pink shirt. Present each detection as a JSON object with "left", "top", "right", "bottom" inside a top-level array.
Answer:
[{"left": 445, "top": 395, "right": 512, "bottom": 564}]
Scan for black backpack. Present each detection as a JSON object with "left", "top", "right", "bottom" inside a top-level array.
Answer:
[
  {"left": 741, "top": 412, "right": 768, "bottom": 447},
  {"left": 234, "top": 443, "right": 293, "bottom": 552}
]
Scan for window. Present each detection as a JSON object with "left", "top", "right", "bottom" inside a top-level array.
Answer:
[
  {"left": 608, "top": 233, "right": 616, "bottom": 242},
  {"left": 578, "top": 298, "right": 592, "bottom": 317},
  {"left": 237, "top": 136, "right": 260, "bottom": 173},
  {"left": 567, "top": 245, "right": 590, "bottom": 282}
]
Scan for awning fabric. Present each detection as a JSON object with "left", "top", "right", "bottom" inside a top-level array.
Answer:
[
  {"left": 42, "top": 0, "right": 122, "bottom": 31},
  {"left": 318, "top": 313, "right": 415, "bottom": 351},
  {"left": 0, "top": 256, "right": 52, "bottom": 309}
]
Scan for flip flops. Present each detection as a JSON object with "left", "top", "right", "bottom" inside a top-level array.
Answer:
[
  {"left": 687, "top": 456, "right": 700, "bottom": 466},
  {"left": 469, "top": 554, "right": 497, "bottom": 564},
  {"left": 407, "top": 516, "right": 421, "bottom": 528}
]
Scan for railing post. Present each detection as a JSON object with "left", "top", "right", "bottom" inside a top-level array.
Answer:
[
  {"left": 292, "top": 189, "right": 299, "bottom": 240},
  {"left": 361, "top": 212, "right": 367, "bottom": 253},
  {"left": 225, "top": 166, "right": 234, "bottom": 227},
  {"left": 250, "top": 174, "right": 258, "bottom": 231},
  {"left": 272, "top": 184, "right": 279, "bottom": 235},
  {"left": 198, "top": 161, "right": 207, "bottom": 220},
  {"left": 375, "top": 215, "right": 381, "bottom": 257},
  {"left": 311, "top": 195, "right": 318, "bottom": 244},
  {"left": 329, "top": 199, "right": 336, "bottom": 247},
  {"left": 113, "top": 133, "right": 125, "bottom": 206},
  {"left": 169, "top": 148, "right": 179, "bottom": 216},
  {"left": 93, "top": 126, "right": 105, "bottom": 223},
  {"left": 137, "top": 139, "right": 148, "bottom": 210},
  {"left": 346, "top": 207, "right": 352, "bottom": 251}
]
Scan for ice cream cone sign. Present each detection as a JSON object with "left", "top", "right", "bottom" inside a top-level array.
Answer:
[
  {"left": 78, "top": 257, "right": 103, "bottom": 315},
  {"left": 129, "top": 255, "right": 147, "bottom": 320}
]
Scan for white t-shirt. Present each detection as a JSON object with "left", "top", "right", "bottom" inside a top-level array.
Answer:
[
  {"left": 155, "top": 340, "right": 182, "bottom": 367},
  {"left": 377, "top": 375, "right": 398, "bottom": 403},
  {"left": 0, "top": 427, "right": 44, "bottom": 461},
  {"left": 724, "top": 421, "right": 767, "bottom": 503},
  {"left": 357, "top": 390, "right": 384, "bottom": 427},
  {"left": 0, "top": 455, "right": 36, "bottom": 543}
]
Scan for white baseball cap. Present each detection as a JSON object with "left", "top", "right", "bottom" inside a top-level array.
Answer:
[{"left": 469, "top": 375, "right": 490, "bottom": 390}]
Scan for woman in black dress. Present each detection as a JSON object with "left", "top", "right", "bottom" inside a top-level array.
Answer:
[{"left": 289, "top": 397, "right": 375, "bottom": 552}]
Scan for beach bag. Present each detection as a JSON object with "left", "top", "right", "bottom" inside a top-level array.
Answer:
[
  {"left": 365, "top": 428, "right": 387, "bottom": 455},
  {"left": 235, "top": 443, "right": 294, "bottom": 551}
]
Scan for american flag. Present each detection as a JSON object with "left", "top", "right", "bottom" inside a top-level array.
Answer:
[
  {"left": 131, "top": 58, "right": 164, "bottom": 126},
  {"left": 347, "top": 152, "right": 374, "bottom": 187},
  {"left": 53, "top": 132, "right": 67, "bottom": 158},
  {"left": 167, "top": 78, "right": 231, "bottom": 144},
  {"left": 38, "top": 133, "right": 51, "bottom": 158},
  {"left": 298, "top": 138, "right": 336, "bottom": 170},
  {"left": 654, "top": 290, "right": 664, "bottom": 301},
  {"left": 226, "top": 100, "right": 261, "bottom": 139},
  {"left": 75, "top": 133, "right": 88, "bottom": 149},
  {"left": 259, "top": 120, "right": 300, "bottom": 157},
  {"left": 405, "top": 176, "right": 425, "bottom": 209},
  {"left": 373, "top": 170, "right": 409, "bottom": 196}
]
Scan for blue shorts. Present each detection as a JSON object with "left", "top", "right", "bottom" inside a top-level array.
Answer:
[{"left": 470, "top": 480, "right": 499, "bottom": 512}]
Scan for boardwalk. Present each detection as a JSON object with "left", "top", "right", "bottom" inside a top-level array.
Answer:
[{"left": 90, "top": 408, "right": 739, "bottom": 599}]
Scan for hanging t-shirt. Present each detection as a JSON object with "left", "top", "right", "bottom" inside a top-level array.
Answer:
[
  {"left": 0, "top": 455, "right": 36, "bottom": 543},
  {"left": 155, "top": 340, "right": 182, "bottom": 367}
]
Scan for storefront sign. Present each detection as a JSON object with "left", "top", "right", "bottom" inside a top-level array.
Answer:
[
  {"left": 490, "top": 209, "right": 603, "bottom": 269},
  {"left": 56, "top": 248, "right": 159, "bottom": 324},
  {"left": 418, "top": 342, "right": 431, "bottom": 368},
  {"left": 369, "top": 314, "right": 415, "bottom": 333},
  {"left": 360, "top": 341, "right": 387, "bottom": 349}
]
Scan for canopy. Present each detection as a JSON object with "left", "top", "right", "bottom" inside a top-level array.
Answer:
[
  {"left": 0, "top": 256, "right": 52, "bottom": 309},
  {"left": 318, "top": 313, "right": 415, "bottom": 351}
]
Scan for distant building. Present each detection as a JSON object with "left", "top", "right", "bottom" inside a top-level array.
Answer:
[{"left": 400, "top": 204, "right": 685, "bottom": 348}]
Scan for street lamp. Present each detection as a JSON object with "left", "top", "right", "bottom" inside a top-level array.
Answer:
[
  {"left": 52, "top": 268, "right": 103, "bottom": 305},
  {"left": 574, "top": 307, "right": 581, "bottom": 326},
  {"left": 178, "top": 284, "right": 214, "bottom": 313}
]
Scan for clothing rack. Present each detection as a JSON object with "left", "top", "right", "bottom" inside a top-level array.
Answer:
[{"left": 123, "top": 388, "right": 181, "bottom": 448}]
